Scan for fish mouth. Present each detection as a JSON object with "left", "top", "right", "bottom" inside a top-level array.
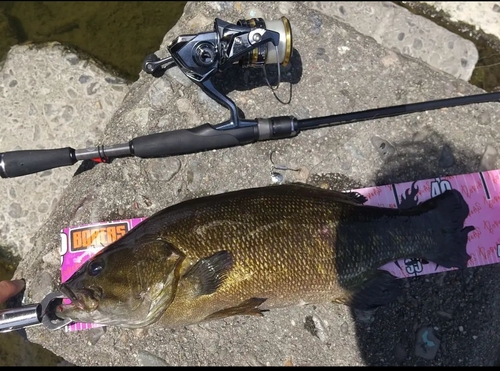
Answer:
[
  {"left": 59, "top": 284, "right": 101, "bottom": 312},
  {"left": 59, "top": 284, "right": 77, "bottom": 302}
]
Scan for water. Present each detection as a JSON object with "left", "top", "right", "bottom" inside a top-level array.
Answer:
[
  {"left": 0, "top": 1, "right": 187, "bottom": 81},
  {"left": 0, "top": 1, "right": 186, "bottom": 365},
  {"left": 395, "top": 1, "right": 500, "bottom": 92}
]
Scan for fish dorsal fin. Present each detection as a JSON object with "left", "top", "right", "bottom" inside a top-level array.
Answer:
[
  {"left": 204, "top": 297, "right": 268, "bottom": 321},
  {"left": 332, "top": 190, "right": 367, "bottom": 205},
  {"left": 288, "top": 183, "right": 367, "bottom": 205},
  {"left": 184, "top": 251, "right": 233, "bottom": 296}
]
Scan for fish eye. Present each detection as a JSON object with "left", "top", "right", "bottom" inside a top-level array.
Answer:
[{"left": 88, "top": 260, "right": 104, "bottom": 277}]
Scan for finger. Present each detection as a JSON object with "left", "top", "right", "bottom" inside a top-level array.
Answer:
[{"left": 0, "top": 279, "right": 25, "bottom": 304}]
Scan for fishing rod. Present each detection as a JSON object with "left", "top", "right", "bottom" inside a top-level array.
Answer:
[{"left": 1, "top": 16, "right": 499, "bottom": 179}]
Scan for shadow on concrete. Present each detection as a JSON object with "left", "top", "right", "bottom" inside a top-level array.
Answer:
[
  {"left": 210, "top": 48, "right": 303, "bottom": 118},
  {"left": 350, "top": 129, "right": 500, "bottom": 366},
  {"left": 211, "top": 47, "right": 303, "bottom": 95}
]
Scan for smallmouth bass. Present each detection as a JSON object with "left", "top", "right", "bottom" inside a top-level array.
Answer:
[{"left": 58, "top": 184, "right": 474, "bottom": 328}]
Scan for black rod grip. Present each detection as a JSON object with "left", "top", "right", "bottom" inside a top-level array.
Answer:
[
  {"left": 0, "top": 148, "right": 77, "bottom": 178},
  {"left": 130, "top": 124, "right": 258, "bottom": 158}
]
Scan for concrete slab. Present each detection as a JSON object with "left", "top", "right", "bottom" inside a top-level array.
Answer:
[
  {"left": 307, "top": 2, "right": 478, "bottom": 80},
  {"left": 423, "top": 1, "right": 500, "bottom": 40},
  {"left": 0, "top": 43, "right": 129, "bottom": 257}
]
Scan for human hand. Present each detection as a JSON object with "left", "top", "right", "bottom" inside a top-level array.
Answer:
[{"left": 0, "top": 279, "right": 25, "bottom": 305}]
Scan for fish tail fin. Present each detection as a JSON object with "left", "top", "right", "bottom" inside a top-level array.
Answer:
[{"left": 420, "top": 189, "right": 474, "bottom": 269}]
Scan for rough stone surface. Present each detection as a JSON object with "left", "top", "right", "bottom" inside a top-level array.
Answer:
[
  {"left": 8, "top": 0, "right": 500, "bottom": 367},
  {"left": 309, "top": 2, "right": 478, "bottom": 80},
  {"left": 424, "top": 2, "right": 500, "bottom": 40},
  {"left": 0, "top": 42, "right": 129, "bottom": 257},
  {"left": 414, "top": 326, "right": 441, "bottom": 360}
]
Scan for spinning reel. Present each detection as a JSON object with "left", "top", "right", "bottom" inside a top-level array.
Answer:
[{"left": 142, "top": 16, "right": 293, "bottom": 127}]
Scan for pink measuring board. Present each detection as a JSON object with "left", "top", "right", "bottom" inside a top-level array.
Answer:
[
  {"left": 358, "top": 170, "right": 500, "bottom": 278},
  {"left": 60, "top": 168, "right": 500, "bottom": 332}
]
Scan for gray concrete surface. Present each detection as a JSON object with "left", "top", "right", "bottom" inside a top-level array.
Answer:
[
  {"left": 423, "top": 1, "right": 500, "bottom": 40},
  {"left": 309, "top": 1, "right": 478, "bottom": 80},
  {"left": 4, "top": 0, "right": 500, "bottom": 367},
  {"left": 0, "top": 42, "right": 129, "bottom": 258}
]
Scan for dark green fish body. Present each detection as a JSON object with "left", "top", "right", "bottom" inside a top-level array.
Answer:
[{"left": 58, "top": 184, "right": 473, "bottom": 329}]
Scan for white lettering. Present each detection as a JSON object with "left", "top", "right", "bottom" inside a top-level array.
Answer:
[
  {"left": 431, "top": 181, "right": 441, "bottom": 197},
  {"left": 431, "top": 178, "right": 452, "bottom": 197},
  {"left": 60, "top": 232, "right": 68, "bottom": 267},
  {"left": 440, "top": 180, "right": 452, "bottom": 192}
]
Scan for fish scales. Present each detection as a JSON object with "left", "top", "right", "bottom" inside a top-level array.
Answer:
[
  {"left": 158, "top": 189, "right": 345, "bottom": 325},
  {"left": 160, "top": 191, "right": 344, "bottom": 314}
]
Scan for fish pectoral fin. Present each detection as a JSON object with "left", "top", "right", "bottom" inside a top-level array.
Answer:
[
  {"left": 204, "top": 297, "right": 268, "bottom": 321},
  {"left": 332, "top": 297, "right": 350, "bottom": 305},
  {"left": 184, "top": 250, "right": 234, "bottom": 296},
  {"left": 345, "top": 270, "right": 401, "bottom": 310}
]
